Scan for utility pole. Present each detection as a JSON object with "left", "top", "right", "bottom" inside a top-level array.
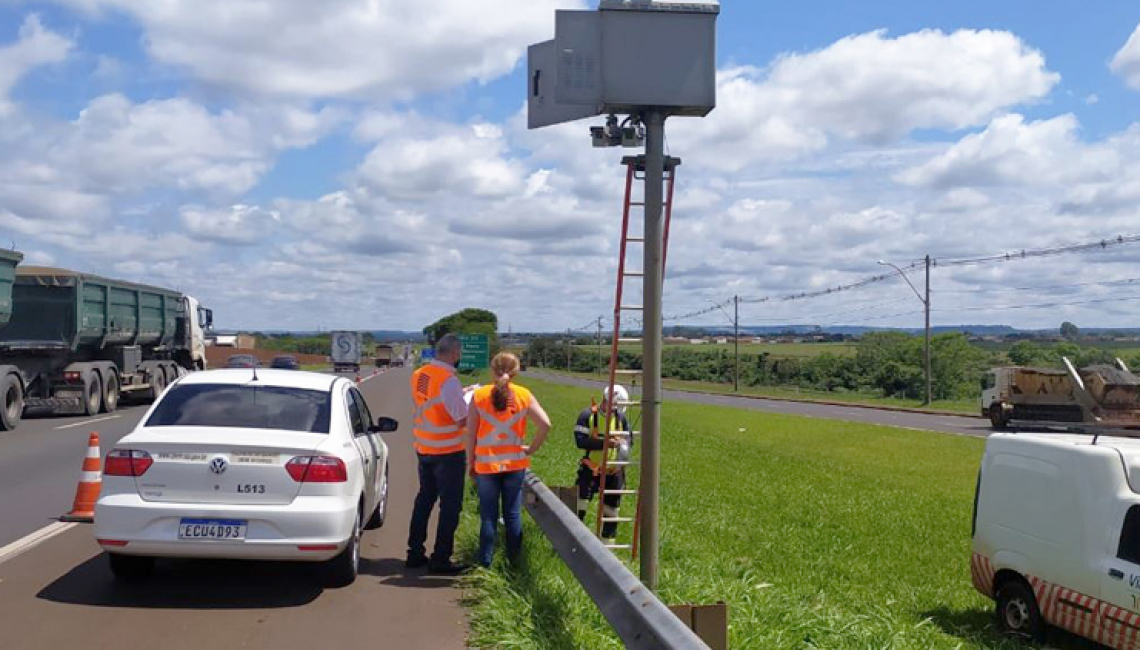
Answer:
[
  {"left": 597, "top": 316, "right": 603, "bottom": 376},
  {"left": 640, "top": 109, "right": 665, "bottom": 591},
  {"left": 878, "top": 257, "right": 932, "bottom": 406},
  {"left": 924, "top": 254, "right": 932, "bottom": 406},
  {"left": 734, "top": 295, "right": 740, "bottom": 392},
  {"left": 566, "top": 327, "right": 572, "bottom": 371}
]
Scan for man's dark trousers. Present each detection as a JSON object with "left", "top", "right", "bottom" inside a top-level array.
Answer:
[{"left": 407, "top": 450, "right": 465, "bottom": 564}]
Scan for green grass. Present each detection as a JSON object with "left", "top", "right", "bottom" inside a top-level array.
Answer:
[
  {"left": 454, "top": 376, "right": 1046, "bottom": 649},
  {"left": 534, "top": 368, "right": 978, "bottom": 415}
]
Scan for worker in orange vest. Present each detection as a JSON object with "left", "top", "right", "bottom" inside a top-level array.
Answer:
[
  {"left": 466, "top": 352, "right": 551, "bottom": 568},
  {"left": 407, "top": 334, "right": 469, "bottom": 574}
]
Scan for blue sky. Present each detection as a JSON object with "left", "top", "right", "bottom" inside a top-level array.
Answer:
[{"left": 2, "top": 1, "right": 1140, "bottom": 332}]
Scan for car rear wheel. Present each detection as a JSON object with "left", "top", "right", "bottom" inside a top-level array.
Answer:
[
  {"left": 996, "top": 579, "right": 1044, "bottom": 642},
  {"left": 102, "top": 373, "right": 119, "bottom": 413},
  {"left": 326, "top": 511, "right": 361, "bottom": 587},
  {"left": 84, "top": 374, "right": 102, "bottom": 416},
  {"left": 0, "top": 375, "right": 23, "bottom": 431},
  {"left": 366, "top": 466, "right": 389, "bottom": 530},
  {"left": 107, "top": 553, "right": 154, "bottom": 580}
]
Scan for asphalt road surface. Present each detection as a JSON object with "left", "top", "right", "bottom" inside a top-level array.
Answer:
[
  {"left": 0, "top": 366, "right": 469, "bottom": 650},
  {"left": 526, "top": 370, "right": 992, "bottom": 438}
]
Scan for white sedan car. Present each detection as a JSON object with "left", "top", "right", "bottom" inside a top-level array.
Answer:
[{"left": 93, "top": 369, "right": 392, "bottom": 586}]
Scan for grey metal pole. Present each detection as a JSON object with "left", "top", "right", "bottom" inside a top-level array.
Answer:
[
  {"left": 641, "top": 110, "right": 664, "bottom": 591},
  {"left": 924, "top": 254, "right": 932, "bottom": 406},
  {"left": 734, "top": 295, "right": 739, "bottom": 392},
  {"left": 597, "top": 317, "right": 603, "bottom": 376}
]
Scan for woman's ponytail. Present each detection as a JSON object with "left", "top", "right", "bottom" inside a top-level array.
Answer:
[{"left": 489, "top": 352, "right": 520, "bottom": 411}]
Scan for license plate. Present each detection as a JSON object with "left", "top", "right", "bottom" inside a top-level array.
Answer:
[{"left": 178, "top": 518, "right": 247, "bottom": 540}]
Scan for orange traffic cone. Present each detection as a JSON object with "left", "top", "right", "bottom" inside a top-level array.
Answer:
[{"left": 61, "top": 432, "right": 102, "bottom": 523}]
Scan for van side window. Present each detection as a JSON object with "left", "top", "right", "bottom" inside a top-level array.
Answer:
[{"left": 1118, "top": 506, "right": 1140, "bottom": 564}]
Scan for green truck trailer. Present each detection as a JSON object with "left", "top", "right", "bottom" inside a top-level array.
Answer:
[{"left": 0, "top": 253, "right": 213, "bottom": 431}]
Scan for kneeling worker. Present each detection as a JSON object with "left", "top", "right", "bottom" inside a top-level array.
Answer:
[{"left": 574, "top": 385, "right": 633, "bottom": 544}]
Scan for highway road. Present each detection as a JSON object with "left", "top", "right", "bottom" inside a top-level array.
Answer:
[
  {"left": 526, "top": 370, "right": 992, "bottom": 438},
  {"left": 0, "top": 366, "right": 469, "bottom": 650}
]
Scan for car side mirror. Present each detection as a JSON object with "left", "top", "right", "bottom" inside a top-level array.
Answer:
[{"left": 371, "top": 416, "right": 398, "bottom": 433}]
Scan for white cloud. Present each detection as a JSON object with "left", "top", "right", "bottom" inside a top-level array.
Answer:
[
  {"left": 669, "top": 29, "right": 1058, "bottom": 170},
  {"left": 0, "top": 15, "right": 72, "bottom": 112},
  {"left": 180, "top": 204, "right": 281, "bottom": 245},
  {"left": 48, "top": 0, "right": 581, "bottom": 99},
  {"left": 1111, "top": 23, "right": 1140, "bottom": 89},
  {"left": 898, "top": 114, "right": 1119, "bottom": 188},
  {"left": 357, "top": 118, "right": 525, "bottom": 199}
]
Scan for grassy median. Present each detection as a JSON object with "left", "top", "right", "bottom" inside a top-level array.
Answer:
[{"left": 454, "top": 376, "right": 1041, "bottom": 649}]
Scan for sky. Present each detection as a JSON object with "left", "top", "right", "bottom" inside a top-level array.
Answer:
[{"left": 2, "top": 1, "right": 1140, "bottom": 334}]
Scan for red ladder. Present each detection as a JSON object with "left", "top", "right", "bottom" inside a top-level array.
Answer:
[{"left": 594, "top": 154, "right": 679, "bottom": 557}]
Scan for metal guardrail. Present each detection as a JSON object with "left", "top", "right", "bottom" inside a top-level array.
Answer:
[{"left": 523, "top": 471, "right": 711, "bottom": 650}]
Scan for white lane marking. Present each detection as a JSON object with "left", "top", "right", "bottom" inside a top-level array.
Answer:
[
  {"left": 54, "top": 414, "right": 122, "bottom": 430},
  {"left": 0, "top": 522, "right": 77, "bottom": 566}
]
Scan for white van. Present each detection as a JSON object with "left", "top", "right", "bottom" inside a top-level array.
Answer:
[{"left": 972, "top": 432, "right": 1140, "bottom": 647}]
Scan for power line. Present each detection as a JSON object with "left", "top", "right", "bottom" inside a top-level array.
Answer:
[
  {"left": 661, "top": 232, "right": 1140, "bottom": 325},
  {"left": 934, "top": 276, "right": 1140, "bottom": 294},
  {"left": 932, "top": 234, "right": 1140, "bottom": 268},
  {"left": 934, "top": 293, "right": 1140, "bottom": 313}
]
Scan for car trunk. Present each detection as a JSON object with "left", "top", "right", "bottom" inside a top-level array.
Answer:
[{"left": 123, "top": 427, "right": 331, "bottom": 505}]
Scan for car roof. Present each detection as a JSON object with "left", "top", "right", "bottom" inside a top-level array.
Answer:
[{"left": 179, "top": 369, "right": 341, "bottom": 392}]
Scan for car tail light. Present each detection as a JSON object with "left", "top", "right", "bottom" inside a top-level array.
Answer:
[
  {"left": 297, "top": 544, "right": 338, "bottom": 551},
  {"left": 285, "top": 456, "right": 347, "bottom": 483},
  {"left": 63, "top": 371, "right": 82, "bottom": 383},
  {"left": 98, "top": 539, "right": 129, "bottom": 547},
  {"left": 104, "top": 449, "right": 154, "bottom": 477}
]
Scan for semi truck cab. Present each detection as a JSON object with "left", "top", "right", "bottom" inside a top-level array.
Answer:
[{"left": 185, "top": 295, "right": 214, "bottom": 370}]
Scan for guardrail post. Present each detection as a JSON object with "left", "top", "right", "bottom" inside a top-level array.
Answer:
[{"left": 522, "top": 471, "right": 712, "bottom": 650}]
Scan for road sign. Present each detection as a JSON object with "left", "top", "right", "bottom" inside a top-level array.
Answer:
[
  {"left": 458, "top": 334, "right": 489, "bottom": 371},
  {"left": 420, "top": 348, "right": 435, "bottom": 361}
]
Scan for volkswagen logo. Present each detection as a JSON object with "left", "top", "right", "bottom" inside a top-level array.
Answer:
[{"left": 208, "top": 457, "right": 228, "bottom": 474}]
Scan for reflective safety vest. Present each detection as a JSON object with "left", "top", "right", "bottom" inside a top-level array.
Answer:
[
  {"left": 411, "top": 363, "right": 465, "bottom": 455},
  {"left": 579, "top": 407, "right": 626, "bottom": 475},
  {"left": 472, "top": 383, "right": 533, "bottom": 475}
]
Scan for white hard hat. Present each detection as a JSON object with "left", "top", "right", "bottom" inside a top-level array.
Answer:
[{"left": 603, "top": 385, "right": 629, "bottom": 412}]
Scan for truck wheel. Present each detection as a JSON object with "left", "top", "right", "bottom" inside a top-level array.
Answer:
[
  {"left": 148, "top": 368, "right": 166, "bottom": 402},
  {"left": 989, "top": 404, "right": 1008, "bottom": 430},
  {"left": 0, "top": 375, "right": 23, "bottom": 431},
  {"left": 84, "top": 374, "right": 103, "bottom": 416},
  {"left": 996, "top": 580, "right": 1045, "bottom": 642},
  {"left": 101, "top": 373, "right": 119, "bottom": 413}
]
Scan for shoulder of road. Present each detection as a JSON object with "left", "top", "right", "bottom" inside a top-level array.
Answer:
[{"left": 525, "top": 369, "right": 989, "bottom": 438}]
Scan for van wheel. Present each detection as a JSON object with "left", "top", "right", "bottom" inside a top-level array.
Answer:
[
  {"left": 0, "top": 375, "right": 23, "bottom": 431},
  {"left": 101, "top": 373, "right": 119, "bottom": 413},
  {"left": 996, "top": 580, "right": 1044, "bottom": 641},
  {"left": 84, "top": 374, "right": 103, "bottom": 416},
  {"left": 989, "top": 404, "right": 1008, "bottom": 430}
]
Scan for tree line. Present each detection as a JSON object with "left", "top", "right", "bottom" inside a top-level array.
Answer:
[{"left": 523, "top": 333, "right": 1140, "bottom": 402}]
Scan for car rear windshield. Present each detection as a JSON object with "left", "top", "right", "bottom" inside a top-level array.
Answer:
[{"left": 145, "top": 383, "right": 332, "bottom": 433}]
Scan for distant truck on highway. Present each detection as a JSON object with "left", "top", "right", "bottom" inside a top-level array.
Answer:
[
  {"left": 982, "top": 360, "right": 1140, "bottom": 430},
  {"left": 330, "top": 331, "right": 362, "bottom": 374},
  {"left": 0, "top": 250, "right": 213, "bottom": 431},
  {"left": 374, "top": 344, "right": 394, "bottom": 368}
]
